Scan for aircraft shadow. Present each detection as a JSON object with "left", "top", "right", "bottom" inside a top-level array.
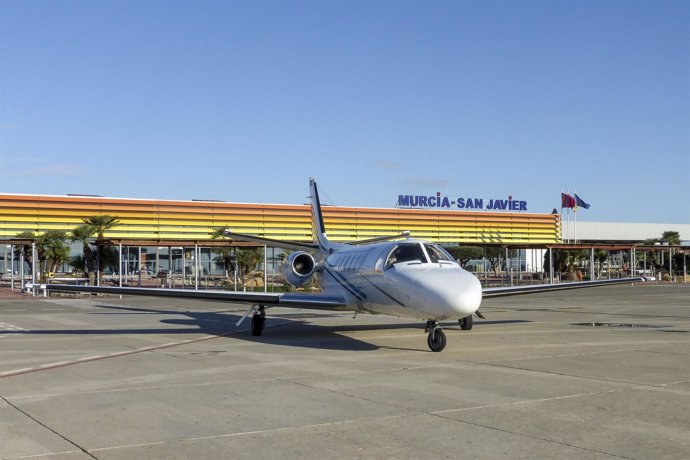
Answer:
[
  {"left": 6, "top": 303, "right": 385, "bottom": 351},
  {"left": 4, "top": 304, "right": 528, "bottom": 352}
]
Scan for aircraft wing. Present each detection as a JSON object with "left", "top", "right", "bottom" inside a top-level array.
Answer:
[
  {"left": 37, "top": 284, "right": 348, "bottom": 311},
  {"left": 482, "top": 277, "right": 645, "bottom": 298}
]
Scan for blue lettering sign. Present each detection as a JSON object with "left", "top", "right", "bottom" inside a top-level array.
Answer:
[{"left": 398, "top": 193, "right": 527, "bottom": 211}]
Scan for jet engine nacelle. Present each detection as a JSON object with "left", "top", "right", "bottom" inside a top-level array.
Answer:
[{"left": 283, "top": 251, "right": 316, "bottom": 287}]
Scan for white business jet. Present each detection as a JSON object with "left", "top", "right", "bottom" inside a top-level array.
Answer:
[{"left": 38, "top": 179, "right": 643, "bottom": 352}]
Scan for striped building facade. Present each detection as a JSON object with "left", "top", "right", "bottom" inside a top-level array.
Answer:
[{"left": 0, "top": 193, "right": 560, "bottom": 244}]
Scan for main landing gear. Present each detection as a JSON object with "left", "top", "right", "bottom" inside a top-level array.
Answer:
[
  {"left": 251, "top": 305, "right": 266, "bottom": 336},
  {"left": 425, "top": 320, "right": 446, "bottom": 352}
]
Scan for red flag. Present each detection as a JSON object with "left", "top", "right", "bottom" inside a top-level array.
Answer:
[{"left": 561, "top": 193, "right": 576, "bottom": 208}]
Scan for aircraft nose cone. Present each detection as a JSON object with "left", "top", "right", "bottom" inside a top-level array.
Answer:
[
  {"left": 408, "top": 268, "right": 482, "bottom": 318},
  {"left": 450, "top": 270, "right": 482, "bottom": 316}
]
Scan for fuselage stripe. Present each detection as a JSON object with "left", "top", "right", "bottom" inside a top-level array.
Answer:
[
  {"left": 331, "top": 268, "right": 368, "bottom": 300},
  {"left": 362, "top": 276, "right": 406, "bottom": 308},
  {"left": 324, "top": 266, "right": 366, "bottom": 301}
]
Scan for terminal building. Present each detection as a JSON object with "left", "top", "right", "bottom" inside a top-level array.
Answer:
[{"left": 0, "top": 192, "right": 687, "bottom": 283}]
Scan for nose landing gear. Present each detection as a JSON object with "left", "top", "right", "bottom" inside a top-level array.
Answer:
[
  {"left": 425, "top": 320, "right": 446, "bottom": 352},
  {"left": 459, "top": 314, "right": 473, "bottom": 330},
  {"left": 251, "top": 305, "right": 266, "bottom": 336}
]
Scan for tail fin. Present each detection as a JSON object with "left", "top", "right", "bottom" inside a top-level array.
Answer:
[{"left": 309, "top": 178, "right": 331, "bottom": 253}]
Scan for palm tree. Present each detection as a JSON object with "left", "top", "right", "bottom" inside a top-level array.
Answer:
[
  {"left": 37, "top": 231, "right": 69, "bottom": 281},
  {"left": 14, "top": 231, "right": 69, "bottom": 282},
  {"left": 71, "top": 224, "right": 96, "bottom": 282},
  {"left": 235, "top": 247, "right": 263, "bottom": 288},
  {"left": 211, "top": 226, "right": 236, "bottom": 279},
  {"left": 81, "top": 215, "right": 120, "bottom": 285},
  {"left": 82, "top": 215, "right": 120, "bottom": 239}
]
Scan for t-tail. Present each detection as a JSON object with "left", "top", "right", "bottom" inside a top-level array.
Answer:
[{"left": 309, "top": 178, "right": 332, "bottom": 255}]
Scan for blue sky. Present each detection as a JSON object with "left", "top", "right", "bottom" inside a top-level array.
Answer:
[{"left": 1, "top": 0, "right": 688, "bottom": 223}]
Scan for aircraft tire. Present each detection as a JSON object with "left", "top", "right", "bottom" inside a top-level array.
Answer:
[
  {"left": 459, "top": 315, "right": 473, "bottom": 330},
  {"left": 427, "top": 327, "right": 446, "bottom": 352},
  {"left": 251, "top": 314, "right": 264, "bottom": 336}
]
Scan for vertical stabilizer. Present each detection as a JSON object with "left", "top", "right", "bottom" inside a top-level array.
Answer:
[{"left": 309, "top": 178, "right": 331, "bottom": 253}]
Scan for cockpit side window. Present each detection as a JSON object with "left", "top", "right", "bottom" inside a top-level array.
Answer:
[
  {"left": 424, "top": 243, "right": 453, "bottom": 263},
  {"left": 385, "top": 243, "right": 428, "bottom": 269}
]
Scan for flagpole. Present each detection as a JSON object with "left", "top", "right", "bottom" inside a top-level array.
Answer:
[
  {"left": 574, "top": 189, "right": 577, "bottom": 244},
  {"left": 561, "top": 189, "right": 565, "bottom": 243},
  {"left": 567, "top": 189, "right": 571, "bottom": 244},
  {"left": 562, "top": 190, "right": 568, "bottom": 243}
]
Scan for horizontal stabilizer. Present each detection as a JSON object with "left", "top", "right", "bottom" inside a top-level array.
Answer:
[
  {"left": 350, "top": 231, "right": 411, "bottom": 246},
  {"left": 225, "top": 230, "right": 319, "bottom": 252}
]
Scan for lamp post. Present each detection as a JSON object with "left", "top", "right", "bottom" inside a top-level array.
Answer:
[
  {"left": 10, "top": 244, "right": 15, "bottom": 290},
  {"left": 3, "top": 245, "right": 9, "bottom": 282}
]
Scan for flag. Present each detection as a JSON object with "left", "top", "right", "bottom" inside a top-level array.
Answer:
[
  {"left": 561, "top": 193, "right": 576, "bottom": 208},
  {"left": 574, "top": 194, "right": 590, "bottom": 209}
]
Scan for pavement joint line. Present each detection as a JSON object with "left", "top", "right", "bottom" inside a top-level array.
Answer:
[
  {"left": 88, "top": 413, "right": 417, "bottom": 453},
  {"left": 0, "top": 393, "right": 100, "bottom": 460},
  {"left": 481, "top": 308, "right": 690, "bottom": 320},
  {"left": 11, "top": 355, "right": 685, "bottom": 403},
  {"left": 0, "top": 335, "right": 230, "bottom": 378},
  {"left": 0, "top": 319, "right": 300, "bottom": 379},
  {"left": 1, "top": 449, "right": 82, "bottom": 460},
  {"left": 423, "top": 382, "right": 678, "bottom": 416},
  {"left": 464, "top": 358, "right": 690, "bottom": 390},
  {"left": 430, "top": 411, "right": 636, "bottom": 460},
  {"left": 7, "top": 362, "right": 456, "bottom": 400},
  {"left": 479, "top": 345, "right": 686, "bottom": 363},
  {"left": 284, "top": 376, "right": 422, "bottom": 414},
  {"left": 431, "top": 387, "right": 630, "bottom": 415}
]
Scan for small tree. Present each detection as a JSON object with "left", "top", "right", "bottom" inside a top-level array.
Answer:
[
  {"left": 593, "top": 249, "right": 608, "bottom": 279},
  {"left": 661, "top": 231, "right": 681, "bottom": 246},
  {"left": 485, "top": 246, "right": 502, "bottom": 276},
  {"left": 444, "top": 246, "right": 483, "bottom": 268}
]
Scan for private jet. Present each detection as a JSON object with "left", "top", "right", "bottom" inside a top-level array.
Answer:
[{"left": 35, "top": 179, "right": 643, "bottom": 351}]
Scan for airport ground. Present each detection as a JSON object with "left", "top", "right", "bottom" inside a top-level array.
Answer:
[{"left": 0, "top": 284, "right": 689, "bottom": 459}]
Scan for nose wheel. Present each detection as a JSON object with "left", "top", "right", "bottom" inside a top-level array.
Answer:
[{"left": 425, "top": 320, "right": 446, "bottom": 352}]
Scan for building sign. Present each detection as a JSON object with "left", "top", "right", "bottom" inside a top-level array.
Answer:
[{"left": 397, "top": 193, "right": 527, "bottom": 211}]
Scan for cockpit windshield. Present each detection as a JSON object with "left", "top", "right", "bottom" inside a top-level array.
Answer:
[
  {"left": 424, "top": 243, "right": 454, "bottom": 263},
  {"left": 385, "top": 243, "right": 428, "bottom": 268}
]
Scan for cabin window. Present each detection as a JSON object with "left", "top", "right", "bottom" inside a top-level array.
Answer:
[{"left": 385, "top": 243, "right": 428, "bottom": 269}]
